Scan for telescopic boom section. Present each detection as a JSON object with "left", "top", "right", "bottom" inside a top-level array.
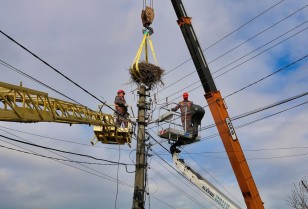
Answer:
[
  {"left": 170, "top": 0, "right": 264, "bottom": 208},
  {"left": 0, "top": 81, "right": 132, "bottom": 146}
]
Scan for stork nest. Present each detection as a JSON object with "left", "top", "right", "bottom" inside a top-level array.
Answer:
[{"left": 130, "top": 61, "right": 164, "bottom": 86}]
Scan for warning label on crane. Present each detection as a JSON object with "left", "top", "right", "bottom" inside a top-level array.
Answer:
[{"left": 226, "top": 117, "right": 237, "bottom": 141}]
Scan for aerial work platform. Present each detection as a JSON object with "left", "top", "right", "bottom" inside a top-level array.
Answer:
[
  {"left": 158, "top": 127, "right": 200, "bottom": 144},
  {"left": 155, "top": 103, "right": 204, "bottom": 145}
]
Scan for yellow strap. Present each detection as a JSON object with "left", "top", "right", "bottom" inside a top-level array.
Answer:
[
  {"left": 131, "top": 33, "right": 158, "bottom": 79},
  {"left": 131, "top": 34, "right": 147, "bottom": 73},
  {"left": 148, "top": 36, "right": 157, "bottom": 65},
  {"left": 132, "top": 34, "right": 146, "bottom": 65}
]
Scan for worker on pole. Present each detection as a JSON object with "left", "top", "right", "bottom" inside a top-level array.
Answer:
[
  {"left": 114, "top": 90, "right": 129, "bottom": 127},
  {"left": 171, "top": 92, "right": 193, "bottom": 133}
]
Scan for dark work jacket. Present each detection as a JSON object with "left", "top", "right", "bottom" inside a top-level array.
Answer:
[{"left": 114, "top": 96, "right": 127, "bottom": 115}]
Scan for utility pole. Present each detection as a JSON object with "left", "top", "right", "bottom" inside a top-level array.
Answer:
[{"left": 132, "top": 85, "right": 147, "bottom": 209}]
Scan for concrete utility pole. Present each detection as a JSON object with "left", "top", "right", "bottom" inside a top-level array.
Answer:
[{"left": 132, "top": 85, "right": 147, "bottom": 209}]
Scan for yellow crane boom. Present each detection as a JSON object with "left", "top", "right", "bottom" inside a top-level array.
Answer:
[{"left": 0, "top": 81, "right": 132, "bottom": 146}]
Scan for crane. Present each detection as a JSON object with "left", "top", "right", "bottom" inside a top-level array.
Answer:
[
  {"left": 0, "top": 81, "right": 134, "bottom": 146},
  {"left": 165, "top": 0, "right": 265, "bottom": 208}
]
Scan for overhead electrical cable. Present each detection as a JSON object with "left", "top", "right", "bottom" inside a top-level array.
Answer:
[
  {"left": 0, "top": 135, "right": 177, "bottom": 208},
  {"left": 159, "top": 5, "right": 307, "bottom": 94},
  {"left": 149, "top": 132, "right": 235, "bottom": 208},
  {"left": 150, "top": 54, "right": 307, "bottom": 130},
  {"left": 182, "top": 148, "right": 245, "bottom": 207},
  {"left": 150, "top": 149, "right": 221, "bottom": 209},
  {"left": 0, "top": 30, "right": 121, "bottom": 116},
  {"left": 164, "top": 30, "right": 308, "bottom": 104},
  {"left": 164, "top": 0, "right": 287, "bottom": 76},
  {"left": 199, "top": 101, "right": 308, "bottom": 141},
  {"left": 0, "top": 134, "right": 133, "bottom": 165},
  {"left": 156, "top": 152, "right": 308, "bottom": 160},
  {"left": 150, "top": 166, "right": 212, "bottom": 209},
  {"left": 149, "top": 195, "right": 177, "bottom": 209},
  {"left": 149, "top": 129, "right": 243, "bottom": 207},
  {"left": 209, "top": 6, "right": 308, "bottom": 64},
  {"left": 155, "top": 145, "right": 308, "bottom": 156},
  {"left": 0, "top": 125, "right": 131, "bottom": 152},
  {"left": 197, "top": 91, "right": 308, "bottom": 132},
  {"left": 0, "top": 129, "right": 133, "bottom": 187},
  {"left": 0, "top": 144, "right": 129, "bottom": 166},
  {"left": 114, "top": 145, "right": 121, "bottom": 209},
  {"left": 149, "top": 100, "right": 307, "bottom": 155},
  {"left": 0, "top": 59, "right": 82, "bottom": 105},
  {"left": 0, "top": 135, "right": 133, "bottom": 187}
]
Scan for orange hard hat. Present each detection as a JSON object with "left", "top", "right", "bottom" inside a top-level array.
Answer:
[
  {"left": 183, "top": 92, "right": 189, "bottom": 99},
  {"left": 117, "top": 90, "right": 125, "bottom": 94}
]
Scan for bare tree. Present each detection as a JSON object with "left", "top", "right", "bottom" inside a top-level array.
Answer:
[{"left": 287, "top": 176, "right": 308, "bottom": 209}]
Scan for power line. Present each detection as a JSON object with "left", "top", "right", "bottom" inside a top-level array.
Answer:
[
  {"left": 157, "top": 152, "right": 308, "bottom": 160},
  {"left": 0, "top": 134, "right": 133, "bottom": 187},
  {"left": 159, "top": 5, "right": 307, "bottom": 95},
  {"left": 156, "top": 146, "right": 308, "bottom": 155},
  {"left": 235, "top": 101, "right": 308, "bottom": 130},
  {"left": 150, "top": 55, "right": 308, "bottom": 130},
  {"left": 149, "top": 132, "right": 242, "bottom": 207},
  {"left": 164, "top": 30, "right": 307, "bottom": 104},
  {"left": 115, "top": 145, "right": 121, "bottom": 209},
  {"left": 0, "top": 134, "right": 177, "bottom": 209},
  {"left": 201, "top": 0, "right": 287, "bottom": 51},
  {"left": 230, "top": 92, "right": 308, "bottom": 120},
  {"left": 212, "top": 23, "right": 307, "bottom": 77},
  {"left": 164, "top": 0, "right": 287, "bottom": 76},
  {"left": 0, "top": 134, "right": 133, "bottom": 165},
  {"left": 0, "top": 59, "right": 82, "bottom": 105},
  {"left": 150, "top": 166, "right": 211, "bottom": 209},
  {"left": 200, "top": 100, "right": 308, "bottom": 142},
  {"left": 150, "top": 99, "right": 307, "bottom": 155},
  {"left": 209, "top": 5, "right": 308, "bottom": 64},
  {"left": 0, "top": 29, "right": 120, "bottom": 115},
  {"left": 181, "top": 148, "right": 244, "bottom": 207},
  {"left": 198, "top": 91, "right": 308, "bottom": 132},
  {"left": 148, "top": 132, "right": 230, "bottom": 208},
  {"left": 147, "top": 101, "right": 307, "bottom": 207},
  {"left": 149, "top": 195, "right": 177, "bottom": 209},
  {"left": 150, "top": 150, "right": 220, "bottom": 209},
  {"left": 0, "top": 143, "right": 129, "bottom": 166},
  {"left": 0, "top": 125, "right": 131, "bottom": 152}
]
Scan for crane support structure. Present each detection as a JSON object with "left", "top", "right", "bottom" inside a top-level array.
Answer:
[
  {"left": 0, "top": 81, "right": 131, "bottom": 145},
  {"left": 170, "top": 0, "right": 264, "bottom": 208}
]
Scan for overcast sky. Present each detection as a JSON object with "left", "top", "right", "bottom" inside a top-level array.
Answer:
[{"left": 0, "top": 0, "right": 307, "bottom": 209}]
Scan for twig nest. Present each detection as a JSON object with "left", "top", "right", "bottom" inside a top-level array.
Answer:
[{"left": 130, "top": 61, "right": 164, "bottom": 86}]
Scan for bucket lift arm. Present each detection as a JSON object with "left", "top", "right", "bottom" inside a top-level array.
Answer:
[
  {"left": 170, "top": 0, "right": 264, "bottom": 208},
  {"left": 171, "top": 146, "right": 242, "bottom": 209},
  {"left": 0, "top": 81, "right": 132, "bottom": 145}
]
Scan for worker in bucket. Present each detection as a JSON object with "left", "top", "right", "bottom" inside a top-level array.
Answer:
[
  {"left": 171, "top": 92, "right": 193, "bottom": 133},
  {"left": 114, "top": 90, "right": 129, "bottom": 127}
]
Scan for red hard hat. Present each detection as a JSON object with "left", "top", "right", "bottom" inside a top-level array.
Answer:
[
  {"left": 117, "top": 90, "right": 125, "bottom": 94},
  {"left": 183, "top": 92, "right": 189, "bottom": 99}
]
